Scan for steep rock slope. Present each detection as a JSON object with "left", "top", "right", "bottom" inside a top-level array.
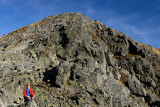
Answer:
[{"left": 0, "top": 12, "right": 160, "bottom": 107}]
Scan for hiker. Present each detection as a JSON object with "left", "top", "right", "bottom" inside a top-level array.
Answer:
[{"left": 23, "top": 83, "right": 34, "bottom": 107}]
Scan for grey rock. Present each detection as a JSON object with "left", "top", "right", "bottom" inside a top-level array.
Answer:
[
  {"left": 0, "top": 12, "right": 159, "bottom": 106},
  {"left": 128, "top": 76, "right": 146, "bottom": 96}
]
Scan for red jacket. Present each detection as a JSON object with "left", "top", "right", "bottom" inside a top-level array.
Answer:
[{"left": 23, "top": 88, "right": 34, "bottom": 97}]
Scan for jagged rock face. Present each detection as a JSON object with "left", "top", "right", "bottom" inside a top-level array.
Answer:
[{"left": 0, "top": 12, "right": 160, "bottom": 107}]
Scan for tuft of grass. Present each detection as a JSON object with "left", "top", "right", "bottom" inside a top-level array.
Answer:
[
  {"left": 129, "top": 93, "right": 135, "bottom": 101},
  {"left": 129, "top": 93, "right": 134, "bottom": 98}
]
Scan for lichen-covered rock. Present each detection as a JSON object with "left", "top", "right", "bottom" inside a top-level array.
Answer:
[{"left": 0, "top": 12, "right": 160, "bottom": 107}]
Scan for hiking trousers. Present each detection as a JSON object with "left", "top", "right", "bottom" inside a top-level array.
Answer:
[{"left": 24, "top": 97, "right": 32, "bottom": 107}]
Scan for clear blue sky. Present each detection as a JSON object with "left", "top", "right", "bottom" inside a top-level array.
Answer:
[{"left": 0, "top": 0, "right": 160, "bottom": 48}]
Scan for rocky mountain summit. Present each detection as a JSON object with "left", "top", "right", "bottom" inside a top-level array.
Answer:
[{"left": 0, "top": 12, "right": 160, "bottom": 107}]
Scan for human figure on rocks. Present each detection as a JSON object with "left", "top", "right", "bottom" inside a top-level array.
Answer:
[{"left": 23, "top": 83, "right": 34, "bottom": 107}]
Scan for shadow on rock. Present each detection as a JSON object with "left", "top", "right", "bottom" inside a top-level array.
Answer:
[
  {"left": 150, "top": 101, "right": 160, "bottom": 107},
  {"left": 43, "top": 67, "right": 60, "bottom": 87}
]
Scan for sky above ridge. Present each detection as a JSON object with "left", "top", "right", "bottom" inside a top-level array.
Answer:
[{"left": 0, "top": 0, "right": 160, "bottom": 48}]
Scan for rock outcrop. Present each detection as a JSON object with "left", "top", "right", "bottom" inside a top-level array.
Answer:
[{"left": 0, "top": 12, "right": 160, "bottom": 107}]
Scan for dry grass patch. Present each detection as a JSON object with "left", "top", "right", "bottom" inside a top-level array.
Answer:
[
  {"left": 113, "top": 54, "right": 140, "bottom": 58},
  {"left": 117, "top": 80, "right": 126, "bottom": 87},
  {"left": 22, "top": 35, "right": 36, "bottom": 41},
  {"left": 30, "top": 17, "right": 52, "bottom": 27},
  {"left": 139, "top": 43, "right": 160, "bottom": 56},
  {"left": 153, "top": 48, "right": 160, "bottom": 56},
  {"left": 87, "top": 29, "right": 104, "bottom": 42},
  {"left": 118, "top": 71, "right": 129, "bottom": 83},
  {"left": 8, "top": 26, "right": 28, "bottom": 36}
]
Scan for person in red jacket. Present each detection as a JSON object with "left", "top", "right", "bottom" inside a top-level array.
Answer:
[{"left": 23, "top": 83, "right": 34, "bottom": 107}]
